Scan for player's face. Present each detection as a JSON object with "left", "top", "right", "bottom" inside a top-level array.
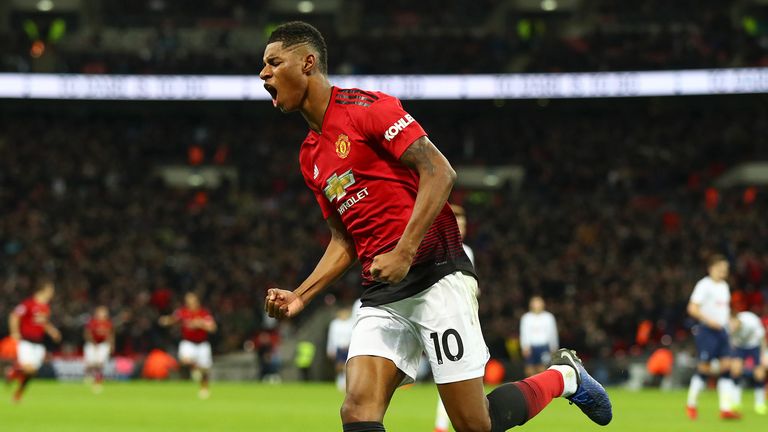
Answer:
[
  {"left": 710, "top": 261, "right": 729, "bottom": 280},
  {"left": 95, "top": 307, "right": 108, "bottom": 320},
  {"left": 260, "top": 42, "right": 310, "bottom": 113},
  {"left": 185, "top": 293, "right": 200, "bottom": 309},
  {"left": 530, "top": 297, "right": 544, "bottom": 313},
  {"left": 38, "top": 284, "right": 55, "bottom": 303}
]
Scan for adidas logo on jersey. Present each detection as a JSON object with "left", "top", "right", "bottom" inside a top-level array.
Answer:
[{"left": 384, "top": 114, "right": 415, "bottom": 141}]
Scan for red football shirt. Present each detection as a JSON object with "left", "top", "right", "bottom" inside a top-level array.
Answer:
[
  {"left": 86, "top": 318, "right": 113, "bottom": 344},
  {"left": 13, "top": 298, "right": 50, "bottom": 343},
  {"left": 299, "top": 87, "right": 474, "bottom": 306},
  {"left": 174, "top": 308, "right": 213, "bottom": 343}
]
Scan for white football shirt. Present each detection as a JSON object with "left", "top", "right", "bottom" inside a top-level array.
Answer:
[
  {"left": 732, "top": 311, "right": 766, "bottom": 349},
  {"left": 689, "top": 276, "right": 731, "bottom": 327},
  {"left": 520, "top": 311, "right": 559, "bottom": 350}
]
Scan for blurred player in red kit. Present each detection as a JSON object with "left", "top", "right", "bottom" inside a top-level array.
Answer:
[
  {"left": 159, "top": 292, "right": 217, "bottom": 399},
  {"left": 6, "top": 278, "right": 61, "bottom": 403},
  {"left": 261, "top": 22, "right": 612, "bottom": 432},
  {"left": 84, "top": 306, "right": 114, "bottom": 393}
]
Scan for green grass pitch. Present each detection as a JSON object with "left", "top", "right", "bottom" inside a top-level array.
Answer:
[{"left": 2, "top": 381, "right": 767, "bottom": 431}]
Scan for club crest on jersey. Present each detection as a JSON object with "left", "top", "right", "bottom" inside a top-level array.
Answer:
[
  {"left": 335, "top": 134, "right": 351, "bottom": 159},
  {"left": 324, "top": 169, "right": 356, "bottom": 202}
]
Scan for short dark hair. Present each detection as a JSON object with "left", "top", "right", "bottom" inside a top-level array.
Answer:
[
  {"left": 707, "top": 254, "right": 727, "bottom": 268},
  {"left": 267, "top": 21, "right": 328, "bottom": 74},
  {"left": 33, "top": 275, "right": 55, "bottom": 292}
]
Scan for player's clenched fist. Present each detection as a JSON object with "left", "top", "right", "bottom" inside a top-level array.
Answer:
[
  {"left": 370, "top": 249, "right": 412, "bottom": 284},
  {"left": 265, "top": 288, "right": 305, "bottom": 319}
]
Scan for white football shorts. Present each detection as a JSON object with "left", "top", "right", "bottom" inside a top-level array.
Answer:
[
  {"left": 84, "top": 342, "right": 111, "bottom": 365},
  {"left": 178, "top": 340, "right": 213, "bottom": 369},
  {"left": 18, "top": 340, "right": 46, "bottom": 370},
  {"left": 348, "top": 271, "right": 489, "bottom": 385}
]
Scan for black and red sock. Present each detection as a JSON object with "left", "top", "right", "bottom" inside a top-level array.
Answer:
[{"left": 487, "top": 370, "right": 564, "bottom": 431}]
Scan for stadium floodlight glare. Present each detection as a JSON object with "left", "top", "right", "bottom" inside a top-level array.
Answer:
[
  {"left": 541, "top": 0, "right": 558, "bottom": 11},
  {"left": 37, "top": 0, "right": 54, "bottom": 12},
  {"left": 1, "top": 68, "right": 768, "bottom": 100},
  {"left": 297, "top": 1, "right": 315, "bottom": 13}
]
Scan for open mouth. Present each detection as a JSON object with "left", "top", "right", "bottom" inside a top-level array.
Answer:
[{"left": 264, "top": 83, "right": 278, "bottom": 107}]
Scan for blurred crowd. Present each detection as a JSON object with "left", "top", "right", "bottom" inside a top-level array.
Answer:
[
  {"left": 1, "top": 96, "right": 767, "bottom": 366},
  {"left": 2, "top": 0, "right": 768, "bottom": 74}
]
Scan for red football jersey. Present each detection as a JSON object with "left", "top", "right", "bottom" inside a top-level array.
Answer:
[
  {"left": 86, "top": 318, "right": 113, "bottom": 344},
  {"left": 174, "top": 308, "right": 213, "bottom": 343},
  {"left": 13, "top": 298, "right": 50, "bottom": 342},
  {"left": 299, "top": 87, "right": 474, "bottom": 306}
]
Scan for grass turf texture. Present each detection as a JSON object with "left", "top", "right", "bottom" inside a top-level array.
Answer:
[{"left": 2, "top": 381, "right": 767, "bottom": 431}]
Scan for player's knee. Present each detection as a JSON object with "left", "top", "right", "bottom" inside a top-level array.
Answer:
[
  {"left": 340, "top": 391, "right": 386, "bottom": 423},
  {"left": 450, "top": 413, "right": 492, "bottom": 432}
]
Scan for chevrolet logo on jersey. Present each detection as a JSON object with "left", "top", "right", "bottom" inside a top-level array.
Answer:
[{"left": 323, "top": 170, "right": 356, "bottom": 202}]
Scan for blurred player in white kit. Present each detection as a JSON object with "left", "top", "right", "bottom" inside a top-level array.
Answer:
[
  {"left": 729, "top": 310, "right": 767, "bottom": 415},
  {"left": 686, "top": 254, "right": 739, "bottom": 420},
  {"left": 520, "top": 296, "right": 559, "bottom": 377},
  {"left": 327, "top": 301, "right": 360, "bottom": 391}
]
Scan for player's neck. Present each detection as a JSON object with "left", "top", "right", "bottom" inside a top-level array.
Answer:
[{"left": 299, "top": 76, "right": 333, "bottom": 133}]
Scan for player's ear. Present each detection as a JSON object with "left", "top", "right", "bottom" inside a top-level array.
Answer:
[{"left": 303, "top": 53, "right": 316, "bottom": 75}]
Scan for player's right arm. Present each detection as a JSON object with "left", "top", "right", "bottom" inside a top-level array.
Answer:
[
  {"left": 83, "top": 324, "right": 94, "bottom": 343},
  {"left": 687, "top": 280, "right": 722, "bottom": 330},
  {"left": 686, "top": 302, "right": 721, "bottom": 330},
  {"left": 266, "top": 214, "right": 357, "bottom": 320},
  {"left": 158, "top": 313, "right": 179, "bottom": 327},
  {"left": 44, "top": 321, "right": 62, "bottom": 343},
  {"left": 520, "top": 314, "right": 531, "bottom": 358}
]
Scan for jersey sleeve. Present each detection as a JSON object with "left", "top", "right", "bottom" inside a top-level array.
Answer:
[
  {"left": 356, "top": 95, "right": 427, "bottom": 159},
  {"left": 689, "top": 280, "right": 707, "bottom": 305}
]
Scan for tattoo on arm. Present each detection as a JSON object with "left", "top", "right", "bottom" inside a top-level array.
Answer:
[{"left": 400, "top": 137, "right": 437, "bottom": 175}]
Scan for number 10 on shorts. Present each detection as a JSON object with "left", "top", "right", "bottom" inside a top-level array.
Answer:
[{"left": 429, "top": 329, "right": 464, "bottom": 365}]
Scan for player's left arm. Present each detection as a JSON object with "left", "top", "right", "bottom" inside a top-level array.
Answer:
[
  {"left": 45, "top": 321, "right": 62, "bottom": 343},
  {"left": 201, "top": 315, "right": 217, "bottom": 333},
  {"left": 369, "top": 136, "right": 456, "bottom": 283}
]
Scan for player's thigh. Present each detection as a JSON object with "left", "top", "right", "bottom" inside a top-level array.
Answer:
[
  {"left": 416, "top": 273, "right": 489, "bottom": 385},
  {"left": 94, "top": 343, "right": 110, "bottom": 364},
  {"left": 84, "top": 343, "right": 96, "bottom": 364},
  {"left": 197, "top": 342, "right": 213, "bottom": 369},
  {"left": 437, "top": 377, "right": 491, "bottom": 432},
  {"left": 343, "top": 355, "right": 405, "bottom": 421},
  {"left": 343, "top": 307, "right": 420, "bottom": 421},
  {"left": 730, "top": 356, "right": 744, "bottom": 376},
  {"left": 347, "top": 305, "right": 422, "bottom": 385},
  {"left": 18, "top": 341, "right": 45, "bottom": 371},
  {"left": 178, "top": 341, "right": 196, "bottom": 363}
]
